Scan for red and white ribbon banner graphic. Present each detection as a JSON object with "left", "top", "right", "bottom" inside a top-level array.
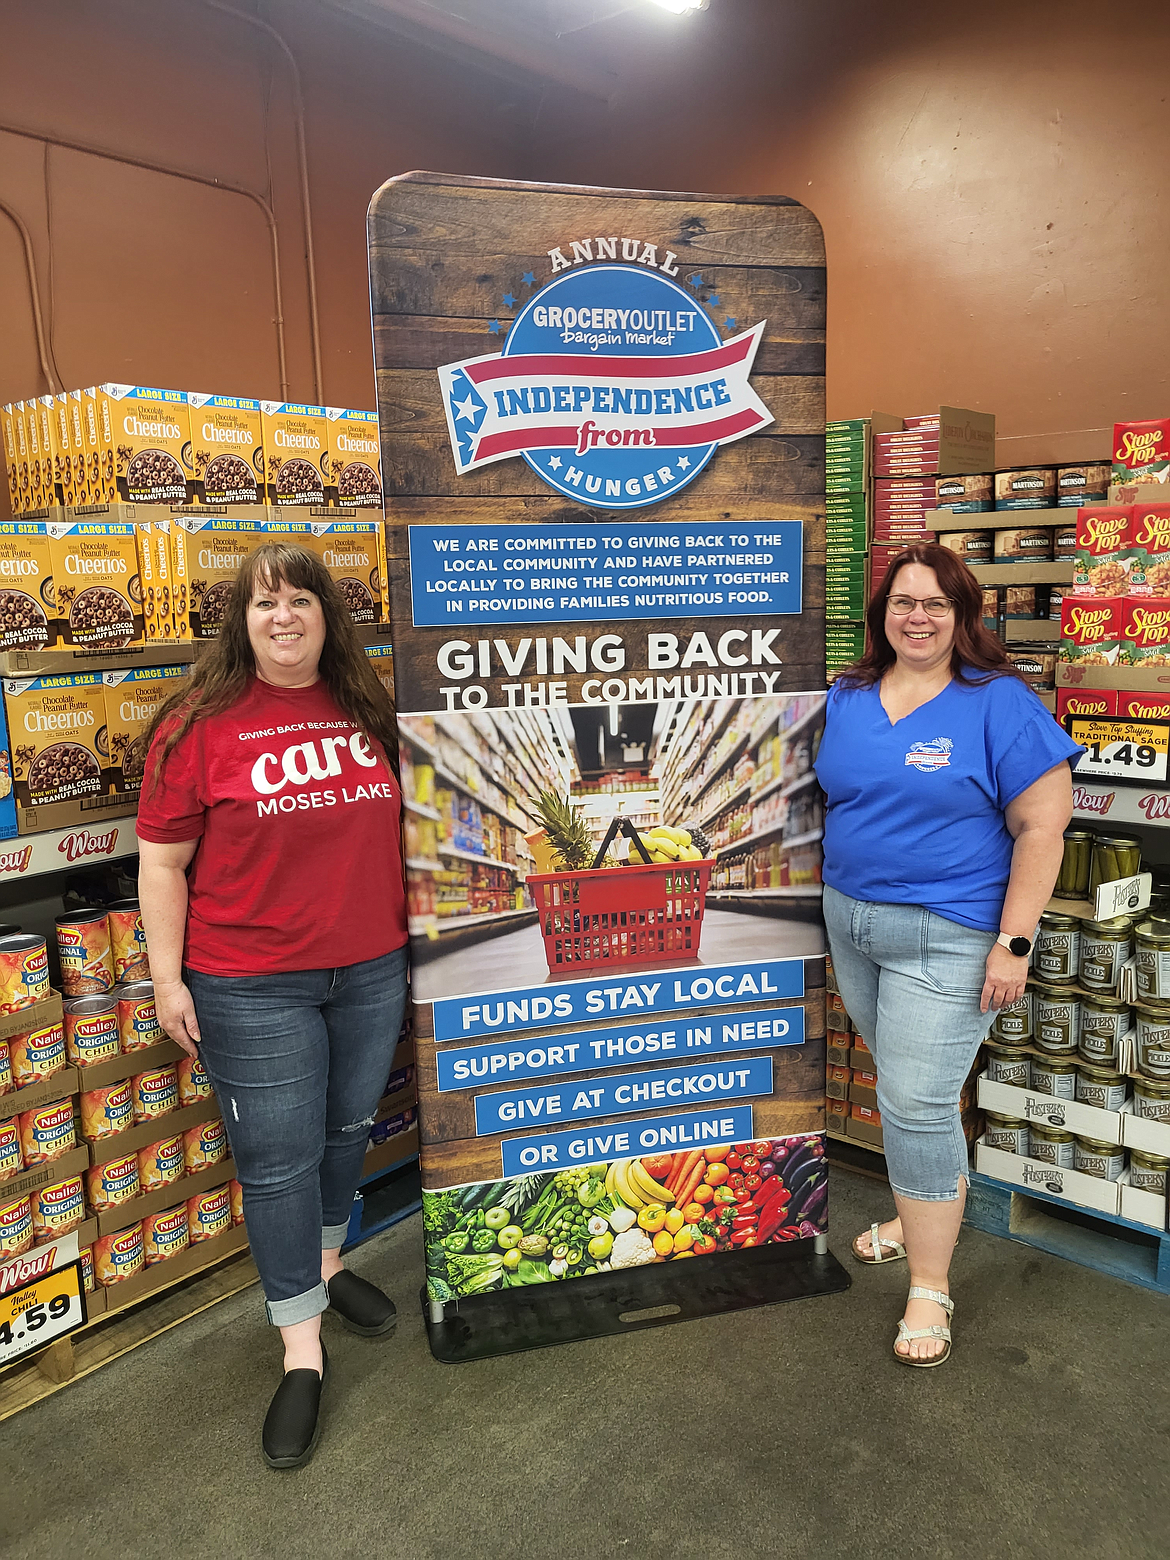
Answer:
[{"left": 438, "top": 322, "right": 773, "bottom": 475}]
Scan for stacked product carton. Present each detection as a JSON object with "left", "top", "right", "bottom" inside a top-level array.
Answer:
[{"left": 824, "top": 420, "right": 869, "bottom": 679}]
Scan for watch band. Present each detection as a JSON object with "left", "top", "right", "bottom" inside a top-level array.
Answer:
[{"left": 997, "top": 932, "right": 1032, "bottom": 957}]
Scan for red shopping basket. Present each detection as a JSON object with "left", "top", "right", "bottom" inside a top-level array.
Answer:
[{"left": 529, "top": 816, "right": 713, "bottom": 973}]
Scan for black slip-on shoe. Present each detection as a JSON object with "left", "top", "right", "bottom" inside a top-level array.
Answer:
[
  {"left": 326, "top": 1269, "right": 398, "bottom": 1337},
  {"left": 262, "top": 1345, "right": 329, "bottom": 1470}
]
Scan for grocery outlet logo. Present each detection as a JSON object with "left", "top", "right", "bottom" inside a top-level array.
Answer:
[{"left": 437, "top": 263, "right": 772, "bottom": 510}]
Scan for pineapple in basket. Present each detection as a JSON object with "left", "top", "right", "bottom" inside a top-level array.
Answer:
[{"left": 529, "top": 791, "right": 596, "bottom": 871}]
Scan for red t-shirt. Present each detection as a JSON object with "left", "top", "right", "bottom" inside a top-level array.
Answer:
[{"left": 135, "top": 677, "right": 408, "bottom": 976}]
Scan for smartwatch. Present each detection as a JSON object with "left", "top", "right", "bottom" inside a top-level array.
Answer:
[{"left": 996, "top": 932, "right": 1033, "bottom": 957}]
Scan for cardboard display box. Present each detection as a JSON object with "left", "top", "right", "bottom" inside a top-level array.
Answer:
[
  {"left": 96, "top": 1156, "right": 238, "bottom": 1237},
  {"left": 977, "top": 1073, "right": 1125, "bottom": 1147},
  {"left": 973, "top": 1137, "right": 1121, "bottom": 1216},
  {"left": 0, "top": 991, "right": 65, "bottom": 1045},
  {"left": 361, "top": 1123, "right": 419, "bottom": 1181},
  {"left": 84, "top": 1098, "right": 223, "bottom": 1166},
  {"left": 72, "top": 1036, "right": 185, "bottom": 1092},
  {"left": 1121, "top": 1105, "right": 1170, "bottom": 1159},
  {"left": 5, "top": 1066, "right": 79, "bottom": 1118},
  {"left": 97, "top": 1219, "right": 248, "bottom": 1314},
  {"left": 3, "top": 1144, "right": 89, "bottom": 1203},
  {"left": 1117, "top": 1169, "right": 1168, "bottom": 1231}
]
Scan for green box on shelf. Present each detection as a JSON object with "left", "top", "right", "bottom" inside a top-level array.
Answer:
[
  {"left": 826, "top": 492, "right": 868, "bottom": 516},
  {"left": 826, "top": 526, "right": 869, "bottom": 554},
  {"left": 827, "top": 475, "right": 869, "bottom": 494},
  {"left": 827, "top": 419, "right": 870, "bottom": 435}
]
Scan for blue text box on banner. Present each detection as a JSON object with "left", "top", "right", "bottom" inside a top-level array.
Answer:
[
  {"left": 474, "top": 1055, "right": 772, "bottom": 1136},
  {"left": 408, "top": 520, "right": 802, "bottom": 627},
  {"left": 433, "top": 958, "right": 806, "bottom": 1041},
  {"left": 500, "top": 1105, "right": 755, "bottom": 1174},
  {"left": 437, "top": 1006, "right": 803, "bottom": 1092}
]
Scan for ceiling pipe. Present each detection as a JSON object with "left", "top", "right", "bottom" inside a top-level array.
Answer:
[
  {"left": 198, "top": 0, "right": 324, "bottom": 405},
  {"left": 0, "top": 122, "right": 289, "bottom": 398},
  {"left": 0, "top": 193, "right": 59, "bottom": 393}
]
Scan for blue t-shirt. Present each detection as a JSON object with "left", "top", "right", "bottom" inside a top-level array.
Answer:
[{"left": 814, "top": 673, "right": 1083, "bottom": 931}]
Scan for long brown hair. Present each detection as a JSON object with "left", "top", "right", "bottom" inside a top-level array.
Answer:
[
  {"left": 836, "top": 541, "right": 1025, "bottom": 689},
  {"left": 144, "top": 543, "right": 398, "bottom": 790}
]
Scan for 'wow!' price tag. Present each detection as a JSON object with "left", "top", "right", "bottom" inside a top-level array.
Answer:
[{"left": 0, "top": 1261, "right": 86, "bottom": 1367}]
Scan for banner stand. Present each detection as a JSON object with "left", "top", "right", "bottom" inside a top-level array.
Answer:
[
  {"left": 370, "top": 172, "right": 843, "bottom": 1361},
  {"left": 423, "top": 1238, "right": 849, "bottom": 1364}
]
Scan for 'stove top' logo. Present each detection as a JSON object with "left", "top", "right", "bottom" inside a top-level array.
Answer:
[
  {"left": 1067, "top": 604, "right": 1116, "bottom": 641},
  {"left": 437, "top": 263, "right": 772, "bottom": 510},
  {"left": 1126, "top": 605, "right": 1170, "bottom": 645}
]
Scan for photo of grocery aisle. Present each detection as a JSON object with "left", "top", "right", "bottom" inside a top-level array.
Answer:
[{"left": 402, "top": 692, "right": 825, "bottom": 1004}]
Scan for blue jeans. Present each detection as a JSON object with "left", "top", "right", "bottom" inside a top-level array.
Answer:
[
  {"left": 823, "top": 886, "right": 996, "bottom": 1201},
  {"left": 187, "top": 945, "right": 408, "bottom": 1326}
]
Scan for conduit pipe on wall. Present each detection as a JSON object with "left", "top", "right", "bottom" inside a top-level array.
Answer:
[
  {"left": 0, "top": 193, "right": 59, "bottom": 393},
  {"left": 198, "top": 0, "right": 323, "bottom": 405},
  {"left": 0, "top": 123, "right": 289, "bottom": 399}
]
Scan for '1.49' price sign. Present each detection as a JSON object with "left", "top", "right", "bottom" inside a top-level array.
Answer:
[
  {"left": 0, "top": 1261, "right": 86, "bottom": 1367},
  {"left": 1065, "top": 718, "right": 1170, "bottom": 786}
]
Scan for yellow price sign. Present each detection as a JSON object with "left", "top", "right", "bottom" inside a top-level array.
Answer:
[
  {"left": 1067, "top": 718, "right": 1170, "bottom": 785},
  {"left": 0, "top": 1261, "right": 86, "bottom": 1366}
]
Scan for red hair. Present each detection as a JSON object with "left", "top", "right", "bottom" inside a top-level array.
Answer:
[{"left": 836, "top": 542, "right": 1025, "bottom": 689}]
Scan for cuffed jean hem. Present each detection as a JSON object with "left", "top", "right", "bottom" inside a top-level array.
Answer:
[
  {"left": 888, "top": 1171, "right": 970, "bottom": 1203},
  {"left": 322, "top": 1220, "right": 350, "bottom": 1249},
  {"left": 265, "top": 1280, "right": 329, "bottom": 1328}
]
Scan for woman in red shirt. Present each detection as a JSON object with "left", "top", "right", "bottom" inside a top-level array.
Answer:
[{"left": 137, "top": 543, "right": 408, "bottom": 1470}]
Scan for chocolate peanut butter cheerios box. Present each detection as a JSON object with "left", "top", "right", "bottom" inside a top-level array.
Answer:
[
  {"left": 45, "top": 519, "right": 144, "bottom": 648},
  {"left": 169, "top": 513, "right": 270, "bottom": 638},
  {"left": 0, "top": 522, "right": 56, "bottom": 650},
  {"left": 3, "top": 672, "right": 107, "bottom": 812},
  {"left": 102, "top": 664, "right": 191, "bottom": 799},
  {"left": 325, "top": 409, "right": 382, "bottom": 508},
  {"left": 186, "top": 394, "right": 265, "bottom": 505},
  {"left": 259, "top": 403, "right": 328, "bottom": 507},
  {"left": 96, "top": 386, "right": 193, "bottom": 506},
  {"left": 308, "top": 517, "right": 387, "bottom": 623}
]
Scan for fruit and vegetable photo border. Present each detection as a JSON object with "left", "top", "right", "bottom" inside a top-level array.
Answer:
[{"left": 369, "top": 173, "right": 848, "bottom": 1357}]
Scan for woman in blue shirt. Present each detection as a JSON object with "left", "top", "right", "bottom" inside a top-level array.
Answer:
[{"left": 816, "top": 542, "right": 1081, "bottom": 1367}]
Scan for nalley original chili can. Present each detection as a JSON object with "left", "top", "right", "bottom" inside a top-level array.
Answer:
[
  {"left": 93, "top": 1224, "right": 144, "bottom": 1286},
  {"left": 107, "top": 899, "right": 150, "bottom": 984},
  {"left": 85, "top": 1152, "right": 141, "bottom": 1211},
  {"left": 183, "top": 1117, "right": 227, "bottom": 1173},
  {"left": 138, "top": 1134, "right": 185, "bottom": 1193},
  {"left": 7, "top": 1021, "right": 66, "bottom": 1087},
  {"left": 115, "top": 982, "right": 163, "bottom": 1053},
  {"left": 0, "top": 1116, "right": 23, "bottom": 1182},
  {"left": 18, "top": 1099, "right": 77, "bottom": 1164},
  {"left": 177, "top": 1053, "right": 213, "bottom": 1107},
  {"left": 131, "top": 1065, "right": 178, "bottom": 1125},
  {"left": 187, "top": 1185, "right": 232, "bottom": 1242},
  {"left": 143, "top": 1203, "right": 189, "bottom": 1265},
  {"left": 64, "top": 995, "right": 120, "bottom": 1068},
  {"left": 79, "top": 1078, "right": 134, "bottom": 1141},
  {"left": 0, "top": 934, "right": 50, "bottom": 1013},
  {"left": 0, "top": 1194, "right": 34, "bottom": 1258},
  {"left": 55, "top": 910, "right": 115, "bottom": 997},
  {"left": 0, "top": 1041, "right": 10, "bottom": 1098},
  {"left": 29, "top": 1175, "right": 85, "bottom": 1240}
]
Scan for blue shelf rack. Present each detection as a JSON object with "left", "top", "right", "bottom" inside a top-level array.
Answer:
[
  {"left": 343, "top": 1153, "right": 422, "bottom": 1251},
  {"left": 964, "top": 1170, "right": 1170, "bottom": 1296}
]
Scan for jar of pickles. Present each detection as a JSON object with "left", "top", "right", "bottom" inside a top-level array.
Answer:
[
  {"left": 1132, "top": 1077, "right": 1170, "bottom": 1122},
  {"left": 984, "top": 1039, "right": 1030, "bottom": 1087},
  {"left": 1135, "top": 916, "right": 1170, "bottom": 1002},
  {"left": 1034, "top": 912, "right": 1081, "bottom": 983},
  {"left": 991, "top": 992, "right": 1032, "bottom": 1045},
  {"left": 1054, "top": 829, "right": 1093, "bottom": 900},
  {"left": 1029, "top": 1054, "right": 1077, "bottom": 1099},
  {"left": 1031, "top": 984, "right": 1080, "bottom": 1055},
  {"left": 1074, "top": 1062, "right": 1129, "bottom": 1112},
  {"left": 1135, "top": 1002, "right": 1170, "bottom": 1079},
  {"left": 1079, "top": 916, "right": 1135, "bottom": 994},
  {"left": 984, "top": 1112, "right": 1028, "bottom": 1154},
  {"left": 1078, "top": 995, "right": 1129, "bottom": 1066},
  {"left": 1029, "top": 1122, "right": 1075, "bottom": 1168},
  {"left": 1129, "top": 1148, "right": 1169, "bottom": 1195},
  {"left": 1073, "top": 1136, "right": 1126, "bottom": 1181},
  {"left": 1088, "top": 835, "right": 1142, "bottom": 897}
]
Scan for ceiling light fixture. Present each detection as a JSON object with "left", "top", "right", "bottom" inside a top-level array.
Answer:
[{"left": 647, "top": 0, "right": 709, "bottom": 13}]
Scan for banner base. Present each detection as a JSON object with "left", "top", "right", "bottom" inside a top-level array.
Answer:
[{"left": 422, "top": 1238, "right": 850, "bottom": 1363}]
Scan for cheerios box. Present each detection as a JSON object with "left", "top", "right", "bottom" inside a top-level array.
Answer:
[
  {"left": 81, "top": 389, "right": 117, "bottom": 505},
  {"left": 0, "top": 522, "right": 57, "bottom": 651},
  {"left": 259, "top": 403, "right": 328, "bottom": 507},
  {"left": 3, "top": 672, "right": 107, "bottom": 812},
  {"left": 325, "top": 409, "right": 382, "bottom": 508},
  {"left": 0, "top": 690, "right": 16, "bottom": 839},
  {"left": 170, "top": 514, "right": 271, "bottom": 638},
  {"left": 97, "top": 386, "right": 192, "bottom": 506},
  {"left": 186, "top": 394, "right": 265, "bottom": 505},
  {"left": 2, "top": 405, "right": 20, "bottom": 517},
  {"left": 45, "top": 519, "right": 144, "bottom": 648},
  {"left": 307, "top": 518, "right": 386, "bottom": 623},
  {"left": 102, "top": 665, "right": 191, "bottom": 799}
]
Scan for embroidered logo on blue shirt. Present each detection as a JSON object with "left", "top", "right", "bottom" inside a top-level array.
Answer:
[{"left": 905, "top": 737, "right": 953, "bottom": 771}]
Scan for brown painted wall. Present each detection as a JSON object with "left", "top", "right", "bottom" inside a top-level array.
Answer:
[
  {"left": 0, "top": 0, "right": 526, "bottom": 517},
  {"left": 521, "top": 0, "right": 1170, "bottom": 465}
]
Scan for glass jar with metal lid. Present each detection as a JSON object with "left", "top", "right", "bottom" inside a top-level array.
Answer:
[
  {"left": 984, "top": 1038, "right": 1030, "bottom": 1087},
  {"left": 1054, "top": 830, "right": 1093, "bottom": 900},
  {"left": 1034, "top": 912, "right": 1081, "bottom": 983},
  {"left": 1032, "top": 984, "right": 1080, "bottom": 1055},
  {"left": 1128, "top": 1148, "right": 1169, "bottom": 1195},
  {"left": 1135, "top": 1001, "right": 1170, "bottom": 1079},
  {"left": 1135, "top": 916, "right": 1170, "bottom": 1002},
  {"left": 1089, "top": 835, "right": 1143, "bottom": 896},
  {"left": 1079, "top": 915, "right": 1135, "bottom": 994},
  {"left": 984, "top": 1111, "right": 1028, "bottom": 1154},
  {"left": 1029, "top": 1054, "right": 1077, "bottom": 1100},
  {"left": 1029, "top": 1122, "right": 1075, "bottom": 1168},
  {"left": 1073, "top": 1135, "right": 1126, "bottom": 1181},
  {"left": 1078, "top": 994, "right": 1130, "bottom": 1067},
  {"left": 1132, "top": 1077, "right": 1170, "bottom": 1122},
  {"left": 1075, "top": 1062, "right": 1129, "bottom": 1112},
  {"left": 991, "top": 991, "right": 1032, "bottom": 1045}
]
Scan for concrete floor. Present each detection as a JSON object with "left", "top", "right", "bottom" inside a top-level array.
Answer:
[{"left": 3, "top": 1165, "right": 1167, "bottom": 1560}]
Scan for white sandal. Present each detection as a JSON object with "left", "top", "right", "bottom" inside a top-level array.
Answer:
[
  {"left": 852, "top": 1221, "right": 907, "bottom": 1265},
  {"left": 893, "top": 1286, "right": 954, "bottom": 1368}
]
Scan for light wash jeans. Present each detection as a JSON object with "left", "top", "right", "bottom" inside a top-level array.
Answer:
[
  {"left": 823, "top": 885, "right": 996, "bottom": 1201},
  {"left": 188, "top": 945, "right": 408, "bottom": 1326}
]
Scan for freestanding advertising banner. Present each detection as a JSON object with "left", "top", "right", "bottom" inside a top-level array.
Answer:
[{"left": 368, "top": 174, "right": 848, "bottom": 1358}]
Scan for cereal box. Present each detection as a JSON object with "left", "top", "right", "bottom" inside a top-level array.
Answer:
[
  {"left": 1, "top": 405, "right": 19, "bottom": 516},
  {"left": 325, "top": 408, "right": 382, "bottom": 507},
  {"left": 0, "top": 522, "right": 56, "bottom": 650},
  {"left": 32, "top": 398, "right": 61, "bottom": 511},
  {"left": 134, "top": 519, "right": 166, "bottom": 642},
  {"left": 259, "top": 402, "right": 328, "bottom": 506},
  {"left": 4, "top": 671, "right": 107, "bottom": 809},
  {"left": 187, "top": 393, "right": 265, "bottom": 504},
  {"left": 23, "top": 394, "right": 47, "bottom": 511},
  {"left": 366, "top": 642, "right": 394, "bottom": 697},
  {"left": 81, "top": 388, "right": 117, "bottom": 504},
  {"left": 1073, "top": 506, "right": 1134, "bottom": 597},
  {"left": 11, "top": 405, "right": 31, "bottom": 514},
  {"left": 1113, "top": 419, "right": 1170, "bottom": 485},
  {"left": 170, "top": 514, "right": 271, "bottom": 637},
  {"left": 51, "top": 395, "right": 75, "bottom": 507},
  {"left": 154, "top": 516, "right": 184, "bottom": 638},
  {"left": 46, "top": 518, "right": 143, "bottom": 647},
  {"left": 97, "top": 385, "right": 192, "bottom": 504},
  {"left": 1060, "top": 596, "right": 1124, "bottom": 665},
  {"left": 102, "top": 664, "right": 191, "bottom": 797},
  {"left": 308, "top": 518, "right": 386, "bottom": 622},
  {"left": 65, "top": 391, "right": 90, "bottom": 505},
  {"left": 1121, "top": 598, "right": 1170, "bottom": 665}
]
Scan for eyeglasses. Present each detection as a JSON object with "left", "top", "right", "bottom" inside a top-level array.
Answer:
[{"left": 886, "top": 595, "right": 955, "bottom": 618}]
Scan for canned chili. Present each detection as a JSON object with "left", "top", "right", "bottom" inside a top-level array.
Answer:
[
  {"left": 55, "top": 910, "right": 114, "bottom": 997},
  {"left": 107, "top": 899, "right": 150, "bottom": 984}
]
